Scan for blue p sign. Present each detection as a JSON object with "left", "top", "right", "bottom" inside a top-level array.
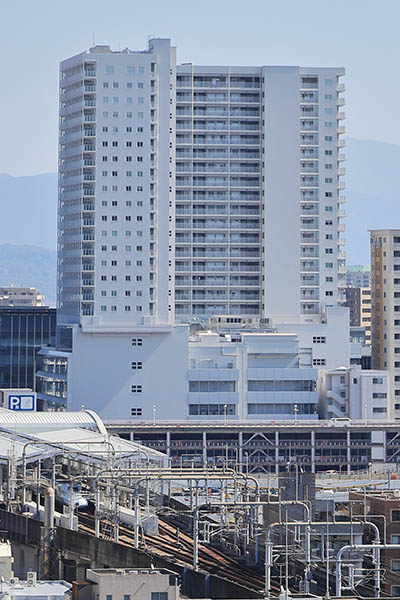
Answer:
[{"left": 8, "top": 395, "right": 36, "bottom": 411}]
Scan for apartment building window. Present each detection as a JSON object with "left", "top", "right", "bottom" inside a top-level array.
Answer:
[
  {"left": 127, "top": 66, "right": 135, "bottom": 74},
  {"left": 131, "top": 385, "right": 142, "bottom": 393},
  {"left": 313, "top": 336, "right": 326, "bottom": 344},
  {"left": 373, "top": 407, "right": 387, "bottom": 413},
  {"left": 131, "top": 338, "right": 143, "bottom": 346},
  {"left": 130, "top": 408, "right": 142, "bottom": 416},
  {"left": 392, "top": 510, "right": 400, "bottom": 521},
  {"left": 189, "top": 381, "right": 236, "bottom": 392},
  {"left": 325, "top": 249, "right": 333, "bottom": 254},
  {"left": 132, "top": 362, "right": 143, "bottom": 369},
  {"left": 125, "top": 306, "right": 131, "bottom": 311},
  {"left": 393, "top": 535, "right": 400, "bottom": 543},
  {"left": 372, "top": 377, "right": 383, "bottom": 384},
  {"left": 151, "top": 594, "right": 168, "bottom": 600},
  {"left": 372, "top": 393, "right": 387, "bottom": 398},
  {"left": 189, "top": 404, "right": 236, "bottom": 416},
  {"left": 313, "top": 359, "right": 326, "bottom": 366}
]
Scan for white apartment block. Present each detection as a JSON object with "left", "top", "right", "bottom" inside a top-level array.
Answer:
[
  {"left": 371, "top": 229, "right": 400, "bottom": 419},
  {"left": 40, "top": 39, "right": 348, "bottom": 420},
  {"left": 188, "top": 331, "right": 318, "bottom": 420},
  {"left": 320, "top": 367, "right": 390, "bottom": 420},
  {"left": 174, "top": 64, "right": 345, "bottom": 322},
  {"left": 59, "top": 39, "right": 175, "bottom": 326},
  {"left": 0, "top": 286, "right": 45, "bottom": 307}
]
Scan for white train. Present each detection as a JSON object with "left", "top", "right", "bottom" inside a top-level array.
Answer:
[
  {"left": 56, "top": 482, "right": 89, "bottom": 509},
  {"left": 22, "top": 501, "right": 78, "bottom": 530}
]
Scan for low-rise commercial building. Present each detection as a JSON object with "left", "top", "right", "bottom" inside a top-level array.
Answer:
[
  {"left": 320, "top": 367, "right": 390, "bottom": 420},
  {"left": 75, "top": 568, "right": 179, "bottom": 600},
  {"left": 188, "top": 331, "right": 318, "bottom": 420},
  {"left": 0, "top": 286, "right": 45, "bottom": 307}
]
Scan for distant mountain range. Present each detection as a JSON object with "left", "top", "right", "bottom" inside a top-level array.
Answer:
[
  {"left": 0, "top": 138, "right": 399, "bottom": 299},
  {"left": 0, "top": 244, "right": 56, "bottom": 306}
]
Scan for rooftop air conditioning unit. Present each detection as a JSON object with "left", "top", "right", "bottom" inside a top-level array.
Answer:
[{"left": 26, "top": 572, "right": 37, "bottom": 587}]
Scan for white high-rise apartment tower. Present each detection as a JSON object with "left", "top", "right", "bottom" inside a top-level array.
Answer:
[
  {"left": 59, "top": 39, "right": 176, "bottom": 325},
  {"left": 175, "top": 65, "right": 346, "bottom": 322},
  {"left": 40, "top": 39, "right": 347, "bottom": 419}
]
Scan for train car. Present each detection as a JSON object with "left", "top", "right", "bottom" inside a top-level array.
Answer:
[{"left": 56, "top": 482, "right": 88, "bottom": 509}]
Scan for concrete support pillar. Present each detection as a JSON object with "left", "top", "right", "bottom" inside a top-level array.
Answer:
[
  {"left": 347, "top": 430, "right": 351, "bottom": 473},
  {"left": 202, "top": 431, "right": 207, "bottom": 468},
  {"left": 311, "top": 430, "right": 315, "bottom": 474},
  {"left": 275, "top": 431, "right": 279, "bottom": 475},
  {"left": 239, "top": 431, "right": 243, "bottom": 471}
]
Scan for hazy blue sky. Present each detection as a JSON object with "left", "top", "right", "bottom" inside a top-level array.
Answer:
[{"left": 1, "top": 0, "right": 399, "bottom": 176}]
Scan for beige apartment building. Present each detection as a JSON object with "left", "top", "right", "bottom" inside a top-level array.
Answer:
[{"left": 370, "top": 229, "right": 400, "bottom": 418}]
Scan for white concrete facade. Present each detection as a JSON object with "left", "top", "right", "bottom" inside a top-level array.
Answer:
[
  {"left": 188, "top": 331, "right": 318, "bottom": 420},
  {"left": 0, "top": 286, "right": 45, "bottom": 307},
  {"left": 175, "top": 64, "right": 345, "bottom": 322},
  {"left": 320, "top": 366, "right": 390, "bottom": 420},
  {"left": 58, "top": 39, "right": 176, "bottom": 326},
  {"left": 39, "top": 39, "right": 349, "bottom": 422},
  {"left": 272, "top": 306, "right": 350, "bottom": 370},
  {"left": 66, "top": 323, "right": 188, "bottom": 420}
]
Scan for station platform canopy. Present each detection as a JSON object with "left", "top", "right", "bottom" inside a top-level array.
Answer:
[{"left": 0, "top": 408, "right": 166, "bottom": 467}]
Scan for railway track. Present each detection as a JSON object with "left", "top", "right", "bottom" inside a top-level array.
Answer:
[{"left": 78, "top": 512, "right": 276, "bottom": 595}]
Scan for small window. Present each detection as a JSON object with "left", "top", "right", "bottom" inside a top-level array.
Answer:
[
  {"left": 392, "top": 586, "right": 400, "bottom": 596},
  {"left": 132, "top": 362, "right": 143, "bottom": 370},
  {"left": 151, "top": 594, "right": 168, "bottom": 600},
  {"left": 392, "top": 535, "right": 400, "bottom": 543},
  {"left": 131, "top": 385, "right": 143, "bottom": 393},
  {"left": 130, "top": 408, "right": 142, "bottom": 417},
  {"left": 313, "top": 336, "right": 326, "bottom": 344},
  {"left": 392, "top": 510, "right": 400, "bottom": 522},
  {"left": 131, "top": 338, "right": 143, "bottom": 346}
]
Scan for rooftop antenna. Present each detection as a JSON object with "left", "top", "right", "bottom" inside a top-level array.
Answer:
[{"left": 92, "top": 32, "right": 95, "bottom": 47}]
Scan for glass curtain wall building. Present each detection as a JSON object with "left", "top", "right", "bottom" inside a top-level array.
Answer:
[{"left": 0, "top": 308, "right": 56, "bottom": 391}]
